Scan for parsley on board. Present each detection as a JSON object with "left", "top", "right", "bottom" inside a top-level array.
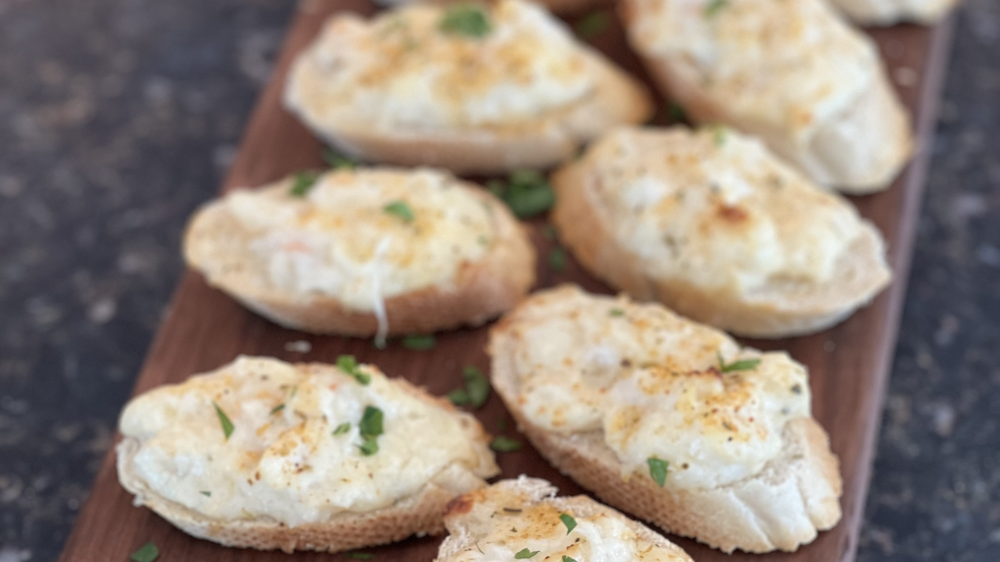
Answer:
[
  {"left": 491, "top": 435, "right": 523, "bottom": 452},
  {"left": 549, "top": 247, "right": 568, "bottom": 272},
  {"left": 130, "top": 542, "right": 159, "bottom": 562},
  {"left": 323, "top": 149, "right": 356, "bottom": 169},
  {"left": 575, "top": 11, "right": 608, "bottom": 40},
  {"left": 347, "top": 552, "right": 375, "bottom": 560},
  {"left": 492, "top": 170, "right": 555, "bottom": 219},
  {"left": 402, "top": 334, "right": 436, "bottom": 350}
]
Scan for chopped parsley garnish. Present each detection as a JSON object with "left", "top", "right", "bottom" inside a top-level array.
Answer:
[
  {"left": 337, "top": 355, "right": 371, "bottom": 385},
  {"left": 289, "top": 170, "right": 319, "bottom": 197},
  {"left": 563, "top": 557, "right": 578, "bottom": 562},
  {"left": 269, "top": 403, "right": 285, "bottom": 415},
  {"left": 323, "top": 149, "right": 356, "bottom": 169},
  {"left": 402, "top": 334, "right": 436, "bottom": 350},
  {"left": 358, "top": 406, "right": 384, "bottom": 456},
  {"left": 560, "top": 513, "right": 577, "bottom": 534},
  {"left": 575, "top": 11, "right": 608, "bottom": 40},
  {"left": 717, "top": 352, "right": 761, "bottom": 373},
  {"left": 490, "top": 435, "right": 523, "bottom": 452},
  {"left": 347, "top": 552, "right": 375, "bottom": 560},
  {"left": 711, "top": 125, "right": 727, "bottom": 147},
  {"left": 129, "top": 541, "right": 159, "bottom": 562},
  {"left": 704, "top": 0, "right": 729, "bottom": 17},
  {"left": 212, "top": 402, "right": 234, "bottom": 441},
  {"left": 449, "top": 365, "right": 490, "bottom": 408},
  {"left": 333, "top": 422, "right": 351, "bottom": 436},
  {"left": 668, "top": 102, "right": 687, "bottom": 123},
  {"left": 383, "top": 200, "right": 415, "bottom": 223},
  {"left": 609, "top": 308, "right": 625, "bottom": 317},
  {"left": 200, "top": 490, "right": 211, "bottom": 497},
  {"left": 439, "top": 4, "right": 492, "bottom": 38},
  {"left": 542, "top": 224, "right": 558, "bottom": 241},
  {"left": 648, "top": 457, "right": 669, "bottom": 487},
  {"left": 549, "top": 247, "right": 568, "bottom": 272},
  {"left": 492, "top": 170, "right": 555, "bottom": 219},
  {"left": 514, "top": 548, "right": 539, "bottom": 559}
]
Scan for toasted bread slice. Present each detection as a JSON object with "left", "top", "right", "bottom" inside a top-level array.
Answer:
[
  {"left": 374, "top": 0, "right": 604, "bottom": 16},
  {"left": 829, "top": 0, "right": 959, "bottom": 25},
  {"left": 552, "top": 126, "right": 892, "bottom": 338},
  {"left": 116, "top": 356, "right": 499, "bottom": 553},
  {"left": 620, "top": 0, "right": 912, "bottom": 193},
  {"left": 437, "top": 477, "right": 695, "bottom": 561},
  {"left": 488, "top": 286, "right": 843, "bottom": 553},
  {"left": 284, "top": 0, "right": 653, "bottom": 174},
  {"left": 183, "top": 167, "right": 534, "bottom": 341}
]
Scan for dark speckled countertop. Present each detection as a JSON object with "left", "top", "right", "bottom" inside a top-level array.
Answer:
[{"left": 0, "top": 0, "right": 998, "bottom": 561}]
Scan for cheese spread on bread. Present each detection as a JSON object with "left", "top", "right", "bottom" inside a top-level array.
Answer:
[
  {"left": 440, "top": 478, "right": 692, "bottom": 562},
  {"left": 503, "top": 286, "right": 811, "bottom": 489},
  {"left": 581, "top": 127, "right": 864, "bottom": 293},
  {"left": 627, "top": 0, "right": 877, "bottom": 142},
  {"left": 288, "top": 0, "right": 594, "bottom": 132},
  {"left": 226, "top": 168, "right": 494, "bottom": 310},
  {"left": 829, "top": 0, "right": 958, "bottom": 24},
  {"left": 119, "top": 356, "right": 494, "bottom": 527}
]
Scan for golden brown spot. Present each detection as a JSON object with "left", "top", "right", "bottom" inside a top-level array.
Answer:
[{"left": 717, "top": 204, "right": 748, "bottom": 223}]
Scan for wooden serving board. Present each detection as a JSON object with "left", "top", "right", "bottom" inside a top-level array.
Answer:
[{"left": 58, "top": 1, "right": 954, "bottom": 561}]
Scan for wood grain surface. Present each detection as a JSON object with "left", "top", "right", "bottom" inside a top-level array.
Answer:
[{"left": 58, "top": 1, "right": 955, "bottom": 561}]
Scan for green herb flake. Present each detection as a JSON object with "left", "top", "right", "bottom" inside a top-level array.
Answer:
[
  {"left": 347, "top": 552, "right": 375, "bottom": 560},
  {"left": 495, "top": 170, "right": 555, "bottom": 219},
  {"left": 360, "top": 406, "right": 384, "bottom": 439},
  {"left": 323, "top": 149, "right": 357, "bottom": 170},
  {"left": 439, "top": 4, "right": 492, "bottom": 38},
  {"left": 130, "top": 542, "right": 159, "bottom": 562},
  {"left": 448, "top": 388, "right": 471, "bottom": 406},
  {"left": 542, "top": 224, "right": 558, "bottom": 241},
  {"left": 711, "top": 125, "right": 727, "bottom": 147},
  {"left": 648, "top": 457, "right": 669, "bottom": 488},
  {"left": 491, "top": 435, "right": 523, "bottom": 452},
  {"left": 383, "top": 200, "right": 415, "bottom": 223},
  {"left": 200, "top": 491, "right": 211, "bottom": 497},
  {"left": 717, "top": 352, "right": 761, "bottom": 373},
  {"left": 609, "top": 308, "right": 626, "bottom": 317},
  {"left": 668, "top": 103, "right": 687, "bottom": 123},
  {"left": 463, "top": 366, "right": 490, "bottom": 409},
  {"left": 333, "top": 422, "right": 351, "bottom": 436},
  {"left": 575, "top": 11, "right": 608, "bottom": 40},
  {"left": 514, "top": 548, "right": 539, "bottom": 559},
  {"left": 559, "top": 513, "right": 577, "bottom": 534},
  {"left": 337, "top": 355, "right": 371, "bottom": 385},
  {"left": 270, "top": 403, "right": 285, "bottom": 415},
  {"left": 402, "top": 334, "right": 437, "bottom": 350},
  {"left": 289, "top": 170, "right": 319, "bottom": 197},
  {"left": 359, "top": 437, "right": 379, "bottom": 456},
  {"left": 704, "top": 0, "right": 729, "bottom": 18},
  {"left": 563, "top": 557, "right": 578, "bottom": 562},
  {"left": 549, "top": 248, "right": 568, "bottom": 272},
  {"left": 212, "top": 402, "right": 235, "bottom": 441},
  {"left": 477, "top": 235, "right": 490, "bottom": 246}
]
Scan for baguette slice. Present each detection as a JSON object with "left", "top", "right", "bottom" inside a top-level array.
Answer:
[
  {"left": 621, "top": 0, "right": 912, "bottom": 193},
  {"left": 488, "top": 286, "right": 843, "bottom": 553},
  {"left": 117, "top": 356, "right": 499, "bottom": 553},
  {"left": 373, "top": 0, "right": 603, "bottom": 16},
  {"left": 284, "top": 0, "right": 653, "bottom": 174},
  {"left": 184, "top": 167, "right": 534, "bottom": 341},
  {"left": 437, "top": 476, "right": 695, "bottom": 561},
  {"left": 552, "top": 126, "right": 892, "bottom": 338},
  {"left": 828, "top": 0, "right": 959, "bottom": 25}
]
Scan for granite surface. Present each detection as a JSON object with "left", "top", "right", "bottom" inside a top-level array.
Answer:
[{"left": 0, "top": 0, "right": 997, "bottom": 561}]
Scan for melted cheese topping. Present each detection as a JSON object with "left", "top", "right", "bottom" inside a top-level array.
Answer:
[
  {"left": 628, "top": 0, "right": 877, "bottom": 141},
  {"left": 508, "top": 287, "right": 811, "bottom": 489},
  {"left": 226, "top": 168, "right": 494, "bottom": 311},
  {"left": 287, "top": 0, "right": 594, "bottom": 131},
  {"left": 585, "top": 127, "right": 863, "bottom": 292},
  {"left": 119, "top": 356, "right": 488, "bottom": 526},
  {"left": 831, "top": 0, "right": 957, "bottom": 23},
  {"left": 445, "top": 497, "right": 685, "bottom": 561}
]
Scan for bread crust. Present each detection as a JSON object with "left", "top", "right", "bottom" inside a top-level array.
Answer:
[
  {"left": 551, "top": 146, "right": 892, "bottom": 338},
  {"left": 437, "top": 477, "right": 695, "bottom": 561},
  {"left": 619, "top": 0, "right": 913, "bottom": 193},
  {"left": 488, "top": 319, "right": 843, "bottom": 553},
  {"left": 183, "top": 176, "right": 536, "bottom": 337},
  {"left": 285, "top": 42, "right": 653, "bottom": 174},
  {"left": 117, "top": 371, "right": 499, "bottom": 553}
]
